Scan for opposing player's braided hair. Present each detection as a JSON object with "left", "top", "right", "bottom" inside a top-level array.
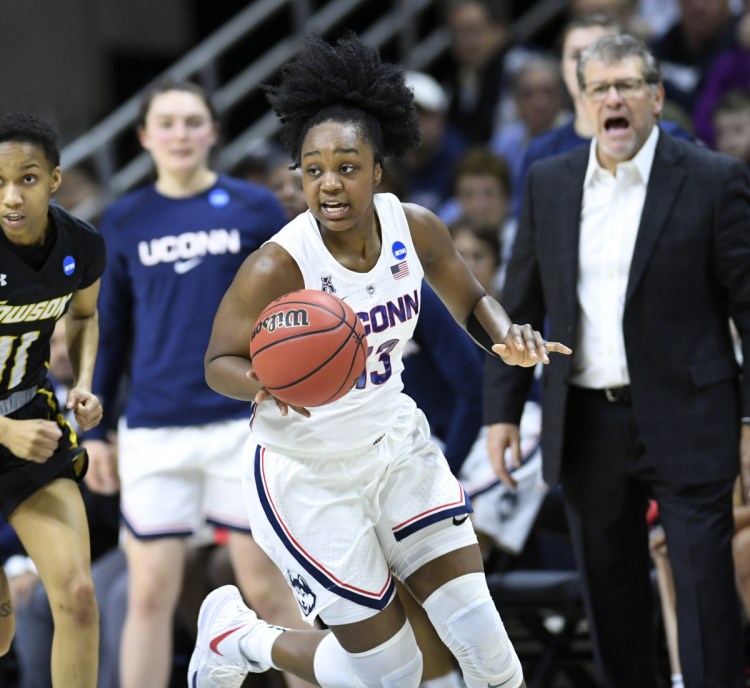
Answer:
[{"left": 265, "top": 31, "right": 421, "bottom": 165}]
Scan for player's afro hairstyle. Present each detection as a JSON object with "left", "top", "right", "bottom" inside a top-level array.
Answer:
[
  {"left": 265, "top": 31, "right": 421, "bottom": 165},
  {"left": 0, "top": 112, "right": 60, "bottom": 168}
]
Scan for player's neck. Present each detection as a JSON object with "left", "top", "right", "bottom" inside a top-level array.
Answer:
[
  {"left": 155, "top": 168, "right": 217, "bottom": 199},
  {"left": 1, "top": 215, "right": 52, "bottom": 247}
]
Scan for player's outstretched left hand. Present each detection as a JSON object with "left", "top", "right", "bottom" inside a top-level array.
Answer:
[
  {"left": 67, "top": 387, "right": 103, "bottom": 431},
  {"left": 492, "top": 323, "right": 572, "bottom": 367}
]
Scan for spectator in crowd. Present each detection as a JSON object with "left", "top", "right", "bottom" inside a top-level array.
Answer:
[
  {"left": 484, "top": 34, "right": 749, "bottom": 687},
  {"left": 389, "top": 70, "right": 466, "bottom": 213},
  {"left": 712, "top": 87, "right": 750, "bottom": 162},
  {"left": 692, "top": 1, "right": 750, "bottom": 146},
  {"left": 83, "top": 80, "right": 313, "bottom": 688},
  {"left": 444, "top": 219, "right": 545, "bottom": 561},
  {"left": 490, "top": 53, "right": 569, "bottom": 205},
  {"left": 267, "top": 158, "right": 307, "bottom": 222},
  {"left": 442, "top": 0, "right": 530, "bottom": 144},
  {"left": 570, "top": 0, "right": 662, "bottom": 39},
  {"left": 53, "top": 163, "right": 103, "bottom": 224},
  {"left": 440, "top": 148, "right": 515, "bottom": 292},
  {"left": 650, "top": 0, "right": 740, "bottom": 115}
]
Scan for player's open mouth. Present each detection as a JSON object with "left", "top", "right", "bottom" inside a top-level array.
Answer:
[
  {"left": 4, "top": 213, "right": 24, "bottom": 225},
  {"left": 320, "top": 202, "right": 348, "bottom": 218}
]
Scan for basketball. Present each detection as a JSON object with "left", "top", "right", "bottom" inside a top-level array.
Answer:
[{"left": 250, "top": 289, "right": 368, "bottom": 407}]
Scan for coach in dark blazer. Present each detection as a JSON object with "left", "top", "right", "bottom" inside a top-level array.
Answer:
[{"left": 484, "top": 34, "right": 750, "bottom": 688}]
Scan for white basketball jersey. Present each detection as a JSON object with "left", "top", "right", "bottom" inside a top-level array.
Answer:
[{"left": 250, "top": 193, "right": 425, "bottom": 456}]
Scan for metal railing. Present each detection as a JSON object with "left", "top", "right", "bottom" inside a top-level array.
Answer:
[
  {"left": 60, "top": 0, "right": 568, "bottom": 222},
  {"left": 60, "top": 0, "right": 451, "bottom": 221}
]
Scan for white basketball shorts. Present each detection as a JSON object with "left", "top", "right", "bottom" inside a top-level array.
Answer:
[
  {"left": 242, "top": 396, "right": 478, "bottom": 626},
  {"left": 118, "top": 417, "right": 252, "bottom": 538}
]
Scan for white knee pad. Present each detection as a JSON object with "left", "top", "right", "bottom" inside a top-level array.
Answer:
[
  {"left": 422, "top": 573, "right": 523, "bottom": 688},
  {"left": 313, "top": 622, "right": 423, "bottom": 688}
]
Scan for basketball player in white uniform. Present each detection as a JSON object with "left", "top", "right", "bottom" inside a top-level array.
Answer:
[{"left": 188, "top": 32, "right": 570, "bottom": 688}]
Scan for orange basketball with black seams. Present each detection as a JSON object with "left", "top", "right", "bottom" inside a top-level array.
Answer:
[{"left": 250, "top": 289, "right": 368, "bottom": 407}]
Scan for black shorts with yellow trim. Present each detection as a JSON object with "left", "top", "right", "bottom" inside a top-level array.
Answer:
[{"left": 0, "top": 379, "right": 88, "bottom": 520}]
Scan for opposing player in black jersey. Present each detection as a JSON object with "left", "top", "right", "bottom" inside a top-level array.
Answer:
[{"left": 0, "top": 112, "right": 105, "bottom": 688}]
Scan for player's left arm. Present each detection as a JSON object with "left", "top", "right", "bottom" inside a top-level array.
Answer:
[
  {"left": 404, "top": 203, "right": 571, "bottom": 367},
  {"left": 64, "top": 280, "right": 103, "bottom": 431}
]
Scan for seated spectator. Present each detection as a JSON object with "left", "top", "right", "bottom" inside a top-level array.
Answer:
[
  {"left": 692, "top": 1, "right": 750, "bottom": 147},
  {"left": 266, "top": 158, "right": 307, "bottom": 222},
  {"left": 389, "top": 70, "right": 466, "bottom": 213},
  {"left": 490, "top": 53, "right": 569, "bottom": 204},
  {"left": 650, "top": 0, "right": 740, "bottom": 115},
  {"left": 570, "top": 0, "right": 663, "bottom": 39},
  {"left": 402, "top": 283, "right": 483, "bottom": 475},
  {"left": 440, "top": 218, "right": 547, "bottom": 561},
  {"left": 439, "top": 147, "right": 515, "bottom": 292},
  {"left": 442, "top": 0, "right": 532, "bottom": 143},
  {"left": 712, "top": 88, "right": 750, "bottom": 163}
]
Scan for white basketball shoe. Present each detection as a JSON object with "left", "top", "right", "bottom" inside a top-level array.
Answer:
[{"left": 188, "top": 585, "right": 273, "bottom": 687}]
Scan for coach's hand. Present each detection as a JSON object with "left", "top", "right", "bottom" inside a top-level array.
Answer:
[{"left": 487, "top": 422, "right": 522, "bottom": 489}]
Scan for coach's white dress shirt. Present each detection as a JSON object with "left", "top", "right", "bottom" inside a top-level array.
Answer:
[{"left": 570, "top": 125, "right": 659, "bottom": 389}]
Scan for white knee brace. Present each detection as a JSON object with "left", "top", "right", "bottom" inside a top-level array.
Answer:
[
  {"left": 422, "top": 573, "right": 523, "bottom": 688},
  {"left": 313, "top": 621, "right": 423, "bottom": 688}
]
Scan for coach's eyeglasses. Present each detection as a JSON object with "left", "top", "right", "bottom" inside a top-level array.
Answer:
[{"left": 582, "top": 78, "right": 655, "bottom": 102}]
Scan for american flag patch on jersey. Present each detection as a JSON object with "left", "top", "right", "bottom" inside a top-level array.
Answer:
[{"left": 390, "top": 261, "right": 409, "bottom": 280}]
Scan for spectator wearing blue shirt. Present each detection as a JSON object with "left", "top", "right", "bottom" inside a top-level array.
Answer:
[{"left": 389, "top": 71, "right": 467, "bottom": 214}]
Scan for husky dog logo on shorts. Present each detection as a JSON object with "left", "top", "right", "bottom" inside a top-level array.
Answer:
[{"left": 288, "top": 571, "right": 317, "bottom": 616}]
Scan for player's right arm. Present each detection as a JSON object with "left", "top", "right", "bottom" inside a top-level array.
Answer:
[
  {"left": 0, "top": 416, "right": 61, "bottom": 463},
  {"left": 205, "top": 243, "right": 303, "bottom": 405}
]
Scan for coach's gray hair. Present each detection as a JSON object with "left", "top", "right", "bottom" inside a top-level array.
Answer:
[{"left": 576, "top": 34, "right": 661, "bottom": 91}]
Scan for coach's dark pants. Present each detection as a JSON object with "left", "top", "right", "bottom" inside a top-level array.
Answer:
[{"left": 559, "top": 386, "right": 744, "bottom": 688}]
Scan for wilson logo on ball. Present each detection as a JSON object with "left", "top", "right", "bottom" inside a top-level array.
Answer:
[
  {"left": 252, "top": 307, "right": 310, "bottom": 336},
  {"left": 250, "top": 289, "right": 368, "bottom": 407}
]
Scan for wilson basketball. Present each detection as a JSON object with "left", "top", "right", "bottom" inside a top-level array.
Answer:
[{"left": 250, "top": 289, "right": 368, "bottom": 407}]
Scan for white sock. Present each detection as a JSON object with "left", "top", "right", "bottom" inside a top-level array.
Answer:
[
  {"left": 420, "top": 670, "right": 463, "bottom": 688},
  {"left": 671, "top": 674, "right": 684, "bottom": 688},
  {"left": 239, "top": 625, "right": 285, "bottom": 669}
]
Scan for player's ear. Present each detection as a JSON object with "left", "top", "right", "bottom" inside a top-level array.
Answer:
[
  {"left": 50, "top": 166, "right": 62, "bottom": 194},
  {"left": 374, "top": 162, "right": 382, "bottom": 187}
]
